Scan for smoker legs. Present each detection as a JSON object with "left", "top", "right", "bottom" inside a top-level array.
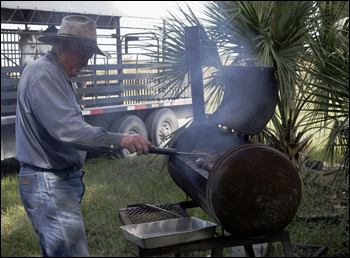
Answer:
[
  {"left": 244, "top": 245, "right": 256, "bottom": 257},
  {"left": 281, "top": 239, "right": 294, "bottom": 257},
  {"left": 211, "top": 248, "right": 224, "bottom": 257}
]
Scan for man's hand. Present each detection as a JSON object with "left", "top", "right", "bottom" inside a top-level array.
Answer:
[{"left": 120, "top": 134, "right": 155, "bottom": 156}]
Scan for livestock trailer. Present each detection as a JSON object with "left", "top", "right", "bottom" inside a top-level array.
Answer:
[{"left": 1, "top": 2, "right": 193, "bottom": 160}]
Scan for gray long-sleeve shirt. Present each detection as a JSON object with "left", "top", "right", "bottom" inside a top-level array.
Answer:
[{"left": 15, "top": 51, "right": 123, "bottom": 169}]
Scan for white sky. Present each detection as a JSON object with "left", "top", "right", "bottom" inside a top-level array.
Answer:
[
  {"left": 116, "top": 1, "right": 206, "bottom": 19},
  {"left": 1, "top": 1, "right": 206, "bottom": 29},
  {"left": 1, "top": 1, "right": 208, "bottom": 63},
  {"left": 1, "top": 1, "right": 206, "bottom": 31}
]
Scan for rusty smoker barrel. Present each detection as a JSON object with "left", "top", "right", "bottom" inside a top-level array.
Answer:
[
  {"left": 207, "top": 143, "right": 301, "bottom": 237},
  {"left": 168, "top": 124, "right": 301, "bottom": 238},
  {"left": 167, "top": 65, "right": 302, "bottom": 238}
]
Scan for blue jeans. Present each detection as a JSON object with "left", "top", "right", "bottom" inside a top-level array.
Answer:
[{"left": 18, "top": 166, "right": 89, "bottom": 257}]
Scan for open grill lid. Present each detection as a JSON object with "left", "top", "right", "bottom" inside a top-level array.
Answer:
[{"left": 208, "top": 66, "right": 278, "bottom": 136}]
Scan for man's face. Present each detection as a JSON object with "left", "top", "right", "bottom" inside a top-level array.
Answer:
[{"left": 60, "top": 40, "right": 94, "bottom": 78}]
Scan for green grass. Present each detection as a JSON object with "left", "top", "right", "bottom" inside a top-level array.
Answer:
[{"left": 1, "top": 153, "right": 349, "bottom": 257}]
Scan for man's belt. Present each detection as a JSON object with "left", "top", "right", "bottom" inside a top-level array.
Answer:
[{"left": 20, "top": 163, "right": 81, "bottom": 172}]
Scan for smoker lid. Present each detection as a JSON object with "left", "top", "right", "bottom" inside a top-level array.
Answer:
[{"left": 208, "top": 66, "right": 278, "bottom": 136}]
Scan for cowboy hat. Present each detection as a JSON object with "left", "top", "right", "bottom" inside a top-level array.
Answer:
[{"left": 37, "top": 15, "right": 111, "bottom": 58}]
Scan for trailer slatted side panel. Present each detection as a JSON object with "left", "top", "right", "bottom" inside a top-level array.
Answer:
[{"left": 1, "top": 7, "right": 193, "bottom": 160}]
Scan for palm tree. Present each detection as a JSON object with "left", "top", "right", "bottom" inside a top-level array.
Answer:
[
  {"left": 302, "top": 1, "right": 349, "bottom": 183},
  {"left": 151, "top": 1, "right": 348, "bottom": 171}
]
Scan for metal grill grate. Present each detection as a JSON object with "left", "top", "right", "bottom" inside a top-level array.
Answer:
[
  {"left": 120, "top": 203, "right": 188, "bottom": 225},
  {"left": 292, "top": 243, "right": 328, "bottom": 257}
]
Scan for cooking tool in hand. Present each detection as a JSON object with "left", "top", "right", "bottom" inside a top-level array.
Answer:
[{"left": 149, "top": 147, "right": 207, "bottom": 156}]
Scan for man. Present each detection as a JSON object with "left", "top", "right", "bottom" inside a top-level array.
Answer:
[{"left": 15, "top": 15, "right": 155, "bottom": 257}]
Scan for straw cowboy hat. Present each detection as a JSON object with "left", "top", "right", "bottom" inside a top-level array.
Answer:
[{"left": 37, "top": 15, "right": 111, "bottom": 58}]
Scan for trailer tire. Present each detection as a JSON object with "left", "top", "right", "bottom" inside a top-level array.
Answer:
[
  {"left": 110, "top": 115, "right": 148, "bottom": 158},
  {"left": 145, "top": 108, "right": 179, "bottom": 147}
]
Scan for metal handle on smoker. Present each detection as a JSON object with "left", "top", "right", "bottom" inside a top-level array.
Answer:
[{"left": 149, "top": 147, "right": 178, "bottom": 155}]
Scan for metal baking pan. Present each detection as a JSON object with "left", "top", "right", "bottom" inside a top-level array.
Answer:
[{"left": 120, "top": 217, "right": 217, "bottom": 249}]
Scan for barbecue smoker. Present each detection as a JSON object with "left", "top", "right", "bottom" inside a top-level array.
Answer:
[
  {"left": 119, "top": 27, "right": 302, "bottom": 256},
  {"left": 165, "top": 27, "right": 302, "bottom": 239}
]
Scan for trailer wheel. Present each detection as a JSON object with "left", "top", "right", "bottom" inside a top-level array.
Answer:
[
  {"left": 110, "top": 115, "right": 148, "bottom": 158},
  {"left": 145, "top": 108, "right": 179, "bottom": 147}
]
